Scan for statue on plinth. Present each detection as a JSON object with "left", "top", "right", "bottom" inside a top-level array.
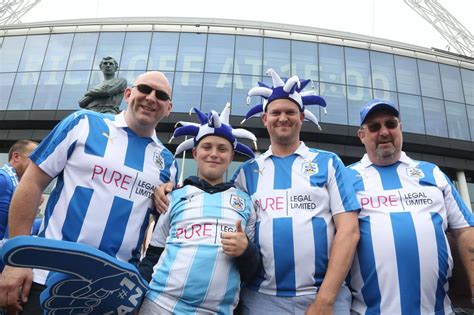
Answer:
[{"left": 79, "top": 56, "right": 127, "bottom": 114}]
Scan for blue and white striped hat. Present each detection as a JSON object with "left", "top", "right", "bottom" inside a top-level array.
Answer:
[
  {"left": 170, "top": 103, "right": 257, "bottom": 158},
  {"left": 242, "top": 68, "right": 327, "bottom": 130}
]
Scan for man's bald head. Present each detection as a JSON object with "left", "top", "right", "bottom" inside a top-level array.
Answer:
[
  {"left": 124, "top": 71, "right": 173, "bottom": 137},
  {"left": 134, "top": 71, "right": 172, "bottom": 97}
]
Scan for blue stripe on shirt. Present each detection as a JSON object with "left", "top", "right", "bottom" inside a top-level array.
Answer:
[
  {"left": 98, "top": 196, "right": 133, "bottom": 257},
  {"left": 124, "top": 128, "right": 152, "bottom": 172},
  {"left": 312, "top": 217, "right": 328, "bottom": 286},
  {"left": 218, "top": 263, "right": 239, "bottom": 315},
  {"left": 169, "top": 187, "right": 189, "bottom": 238},
  {"left": 374, "top": 162, "right": 402, "bottom": 190},
  {"left": 29, "top": 111, "right": 85, "bottom": 165},
  {"left": 61, "top": 186, "right": 94, "bottom": 241},
  {"left": 346, "top": 166, "right": 365, "bottom": 193},
  {"left": 431, "top": 213, "right": 448, "bottom": 315},
  {"left": 66, "top": 140, "right": 77, "bottom": 159},
  {"left": 147, "top": 243, "right": 182, "bottom": 301},
  {"left": 310, "top": 152, "right": 328, "bottom": 188},
  {"left": 273, "top": 217, "right": 296, "bottom": 296},
  {"left": 443, "top": 174, "right": 474, "bottom": 225},
  {"left": 331, "top": 155, "right": 360, "bottom": 211},
  {"left": 272, "top": 155, "right": 297, "bottom": 190},
  {"left": 417, "top": 162, "right": 436, "bottom": 187},
  {"left": 175, "top": 245, "right": 219, "bottom": 312},
  {"left": 39, "top": 173, "right": 64, "bottom": 237},
  {"left": 241, "top": 161, "right": 259, "bottom": 196},
  {"left": 419, "top": 162, "right": 473, "bottom": 224},
  {"left": 84, "top": 115, "right": 109, "bottom": 157},
  {"left": 390, "top": 212, "right": 421, "bottom": 315},
  {"left": 249, "top": 221, "right": 265, "bottom": 291},
  {"left": 203, "top": 188, "right": 221, "bottom": 218},
  {"left": 358, "top": 216, "right": 381, "bottom": 314},
  {"left": 159, "top": 148, "right": 176, "bottom": 183}
]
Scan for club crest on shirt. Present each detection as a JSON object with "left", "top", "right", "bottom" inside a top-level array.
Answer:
[
  {"left": 407, "top": 167, "right": 425, "bottom": 178},
  {"left": 301, "top": 162, "right": 318, "bottom": 176},
  {"left": 230, "top": 194, "right": 245, "bottom": 211},
  {"left": 153, "top": 151, "right": 165, "bottom": 170}
]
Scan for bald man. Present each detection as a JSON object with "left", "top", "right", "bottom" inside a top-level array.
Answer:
[{"left": 0, "top": 71, "right": 178, "bottom": 314}]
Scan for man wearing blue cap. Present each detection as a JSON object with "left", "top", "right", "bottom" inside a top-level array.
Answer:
[{"left": 346, "top": 99, "right": 474, "bottom": 314}]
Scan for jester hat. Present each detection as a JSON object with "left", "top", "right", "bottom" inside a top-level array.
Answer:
[
  {"left": 242, "top": 68, "right": 327, "bottom": 130},
  {"left": 170, "top": 103, "right": 257, "bottom": 158}
]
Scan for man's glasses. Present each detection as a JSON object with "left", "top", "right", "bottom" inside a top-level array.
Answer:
[
  {"left": 364, "top": 119, "right": 399, "bottom": 133},
  {"left": 133, "top": 84, "right": 171, "bottom": 101}
]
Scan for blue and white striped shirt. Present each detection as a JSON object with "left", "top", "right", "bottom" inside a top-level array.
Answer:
[
  {"left": 347, "top": 152, "right": 473, "bottom": 315},
  {"left": 30, "top": 110, "right": 177, "bottom": 284},
  {"left": 233, "top": 142, "right": 359, "bottom": 297},
  {"left": 146, "top": 183, "right": 255, "bottom": 314}
]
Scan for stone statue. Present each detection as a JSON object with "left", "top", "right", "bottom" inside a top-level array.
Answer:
[{"left": 79, "top": 56, "right": 127, "bottom": 114}]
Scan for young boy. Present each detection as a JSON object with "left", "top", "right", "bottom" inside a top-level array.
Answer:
[{"left": 139, "top": 104, "right": 260, "bottom": 314}]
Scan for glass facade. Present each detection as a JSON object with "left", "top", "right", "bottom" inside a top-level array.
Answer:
[{"left": 0, "top": 27, "right": 472, "bottom": 141}]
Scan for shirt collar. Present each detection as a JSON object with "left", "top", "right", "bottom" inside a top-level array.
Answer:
[
  {"left": 360, "top": 151, "right": 413, "bottom": 168},
  {"left": 261, "top": 141, "right": 309, "bottom": 160},
  {"left": 112, "top": 111, "right": 160, "bottom": 145}
]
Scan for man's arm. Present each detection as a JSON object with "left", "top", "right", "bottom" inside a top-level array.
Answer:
[
  {"left": 0, "top": 163, "right": 52, "bottom": 311},
  {"left": 307, "top": 211, "right": 359, "bottom": 315},
  {"left": 450, "top": 227, "right": 474, "bottom": 301}
]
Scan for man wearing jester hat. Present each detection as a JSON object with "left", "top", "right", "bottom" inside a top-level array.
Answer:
[
  {"left": 138, "top": 103, "right": 260, "bottom": 314},
  {"left": 232, "top": 69, "right": 360, "bottom": 314}
]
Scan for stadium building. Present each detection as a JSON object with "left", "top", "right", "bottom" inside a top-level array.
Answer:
[{"left": 0, "top": 17, "right": 473, "bottom": 207}]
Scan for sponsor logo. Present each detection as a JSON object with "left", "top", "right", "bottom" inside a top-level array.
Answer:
[
  {"left": 407, "top": 167, "right": 424, "bottom": 178},
  {"left": 91, "top": 165, "right": 133, "bottom": 191},
  {"left": 174, "top": 222, "right": 236, "bottom": 243},
  {"left": 230, "top": 194, "right": 245, "bottom": 211},
  {"left": 301, "top": 162, "right": 318, "bottom": 176},
  {"left": 91, "top": 165, "right": 155, "bottom": 199},
  {"left": 359, "top": 190, "right": 434, "bottom": 210},
  {"left": 134, "top": 180, "right": 155, "bottom": 199},
  {"left": 255, "top": 194, "right": 316, "bottom": 212}
]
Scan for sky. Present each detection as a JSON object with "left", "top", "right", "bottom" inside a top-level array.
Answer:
[{"left": 18, "top": 0, "right": 474, "bottom": 53}]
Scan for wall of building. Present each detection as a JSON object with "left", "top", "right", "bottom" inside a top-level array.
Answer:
[{"left": 0, "top": 18, "right": 473, "bottom": 189}]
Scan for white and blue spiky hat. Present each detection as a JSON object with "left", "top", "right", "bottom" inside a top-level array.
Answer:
[
  {"left": 170, "top": 103, "right": 257, "bottom": 158},
  {"left": 242, "top": 68, "right": 327, "bottom": 130}
]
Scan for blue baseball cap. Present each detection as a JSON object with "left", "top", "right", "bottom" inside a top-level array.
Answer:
[{"left": 360, "top": 99, "right": 399, "bottom": 125}]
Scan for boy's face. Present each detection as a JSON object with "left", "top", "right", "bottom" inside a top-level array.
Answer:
[{"left": 193, "top": 135, "right": 234, "bottom": 185}]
